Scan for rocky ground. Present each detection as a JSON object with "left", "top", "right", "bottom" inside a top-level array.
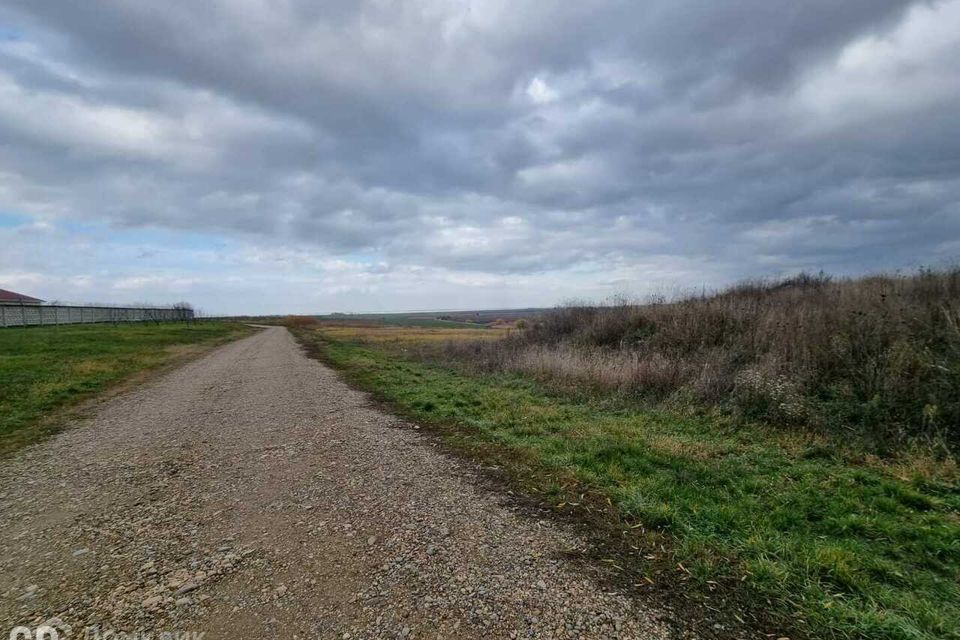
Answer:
[{"left": 0, "top": 326, "right": 682, "bottom": 639}]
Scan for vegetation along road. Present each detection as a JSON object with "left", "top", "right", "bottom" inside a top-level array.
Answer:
[
  {"left": 0, "top": 326, "right": 675, "bottom": 639},
  {"left": 296, "top": 270, "right": 960, "bottom": 640},
  {"left": 0, "top": 322, "right": 251, "bottom": 456}
]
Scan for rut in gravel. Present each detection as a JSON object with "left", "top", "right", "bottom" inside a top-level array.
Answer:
[{"left": 0, "top": 326, "right": 679, "bottom": 639}]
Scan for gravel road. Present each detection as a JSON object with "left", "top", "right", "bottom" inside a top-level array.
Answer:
[{"left": 0, "top": 326, "right": 677, "bottom": 639}]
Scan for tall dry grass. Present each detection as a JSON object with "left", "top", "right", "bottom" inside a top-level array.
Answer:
[{"left": 436, "top": 269, "right": 960, "bottom": 453}]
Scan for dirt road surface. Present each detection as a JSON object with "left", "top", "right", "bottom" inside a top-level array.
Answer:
[{"left": 1, "top": 326, "right": 676, "bottom": 639}]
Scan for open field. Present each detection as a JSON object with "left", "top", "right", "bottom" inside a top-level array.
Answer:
[
  {"left": 0, "top": 321, "right": 251, "bottom": 455},
  {"left": 204, "top": 308, "right": 546, "bottom": 330},
  {"left": 315, "top": 323, "right": 508, "bottom": 345},
  {"left": 296, "top": 296, "right": 960, "bottom": 640},
  {"left": 309, "top": 315, "right": 471, "bottom": 328},
  {"left": 314, "top": 308, "right": 546, "bottom": 327}
]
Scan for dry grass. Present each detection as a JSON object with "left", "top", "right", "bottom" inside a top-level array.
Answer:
[
  {"left": 316, "top": 324, "right": 508, "bottom": 345},
  {"left": 435, "top": 268, "right": 960, "bottom": 454},
  {"left": 297, "top": 269, "right": 960, "bottom": 639},
  {"left": 283, "top": 315, "right": 321, "bottom": 329},
  {"left": 307, "top": 333, "right": 960, "bottom": 640}
]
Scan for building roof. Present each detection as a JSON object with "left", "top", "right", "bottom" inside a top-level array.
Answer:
[{"left": 0, "top": 288, "right": 44, "bottom": 304}]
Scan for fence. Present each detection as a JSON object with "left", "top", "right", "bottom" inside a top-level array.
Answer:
[{"left": 0, "top": 304, "right": 194, "bottom": 328}]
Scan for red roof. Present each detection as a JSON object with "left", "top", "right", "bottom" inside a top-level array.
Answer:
[{"left": 0, "top": 288, "right": 44, "bottom": 303}]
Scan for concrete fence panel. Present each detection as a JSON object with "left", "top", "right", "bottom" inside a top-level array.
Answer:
[{"left": 0, "top": 304, "right": 194, "bottom": 328}]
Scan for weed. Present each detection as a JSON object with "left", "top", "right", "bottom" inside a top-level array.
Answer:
[{"left": 298, "top": 319, "right": 960, "bottom": 640}]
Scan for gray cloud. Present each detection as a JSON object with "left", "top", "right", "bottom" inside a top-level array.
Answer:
[{"left": 0, "top": 0, "right": 958, "bottom": 312}]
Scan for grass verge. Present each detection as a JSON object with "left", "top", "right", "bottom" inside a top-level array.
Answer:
[
  {"left": 0, "top": 322, "right": 252, "bottom": 455},
  {"left": 299, "top": 329, "right": 960, "bottom": 640}
]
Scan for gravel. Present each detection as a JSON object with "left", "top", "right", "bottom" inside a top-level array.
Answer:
[{"left": 0, "top": 326, "right": 679, "bottom": 639}]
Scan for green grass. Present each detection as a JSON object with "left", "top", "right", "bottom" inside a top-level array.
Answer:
[
  {"left": 0, "top": 322, "right": 251, "bottom": 454},
  {"left": 307, "top": 333, "right": 960, "bottom": 640}
]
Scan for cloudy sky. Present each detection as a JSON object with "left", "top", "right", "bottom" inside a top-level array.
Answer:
[{"left": 0, "top": 1, "right": 958, "bottom": 314}]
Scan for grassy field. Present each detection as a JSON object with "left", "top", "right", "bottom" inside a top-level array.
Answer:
[
  {"left": 314, "top": 314, "right": 482, "bottom": 328},
  {"left": 316, "top": 324, "right": 508, "bottom": 345},
  {"left": 297, "top": 324, "right": 960, "bottom": 640},
  {"left": 0, "top": 322, "right": 251, "bottom": 455}
]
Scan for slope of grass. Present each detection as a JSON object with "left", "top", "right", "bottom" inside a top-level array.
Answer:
[
  {"left": 304, "top": 330, "right": 960, "bottom": 640},
  {"left": 440, "top": 269, "right": 960, "bottom": 453},
  {"left": 0, "top": 322, "right": 251, "bottom": 454}
]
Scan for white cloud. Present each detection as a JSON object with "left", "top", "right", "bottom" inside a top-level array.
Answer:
[
  {"left": 526, "top": 77, "right": 558, "bottom": 104},
  {"left": 796, "top": 0, "right": 960, "bottom": 125}
]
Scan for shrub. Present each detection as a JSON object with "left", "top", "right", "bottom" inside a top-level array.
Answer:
[{"left": 429, "top": 268, "right": 960, "bottom": 453}]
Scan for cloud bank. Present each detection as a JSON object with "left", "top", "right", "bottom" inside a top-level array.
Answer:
[{"left": 0, "top": 1, "right": 958, "bottom": 313}]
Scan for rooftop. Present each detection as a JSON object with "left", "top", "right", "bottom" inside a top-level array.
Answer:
[{"left": 0, "top": 289, "right": 45, "bottom": 304}]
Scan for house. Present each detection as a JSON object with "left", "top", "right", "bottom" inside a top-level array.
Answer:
[{"left": 0, "top": 288, "right": 44, "bottom": 305}]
